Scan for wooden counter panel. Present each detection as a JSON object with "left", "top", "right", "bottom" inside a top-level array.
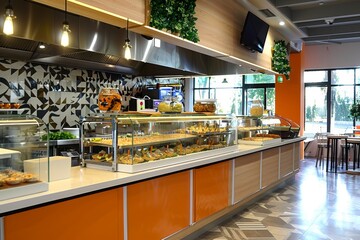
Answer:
[
  {"left": 4, "top": 188, "right": 123, "bottom": 240},
  {"left": 280, "top": 144, "right": 294, "bottom": 177},
  {"left": 294, "top": 143, "right": 300, "bottom": 170},
  {"left": 262, "top": 148, "right": 280, "bottom": 189},
  {"left": 234, "top": 153, "right": 261, "bottom": 203},
  {"left": 194, "top": 160, "right": 231, "bottom": 222},
  {"left": 127, "top": 171, "right": 190, "bottom": 240}
]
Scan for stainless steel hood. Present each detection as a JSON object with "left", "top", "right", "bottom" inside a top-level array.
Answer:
[{"left": 0, "top": 0, "right": 246, "bottom": 76}]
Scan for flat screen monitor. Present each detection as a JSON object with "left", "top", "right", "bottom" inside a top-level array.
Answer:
[{"left": 240, "top": 11, "right": 269, "bottom": 53}]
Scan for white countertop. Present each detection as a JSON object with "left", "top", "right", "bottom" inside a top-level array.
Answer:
[{"left": 0, "top": 137, "right": 305, "bottom": 215}]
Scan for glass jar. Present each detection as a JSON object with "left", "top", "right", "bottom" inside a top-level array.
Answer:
[
  {"left": 98, "top": 88, "right": 121, "bottom": 112},
  {"left": 158, "top": 96, "right": 183, "bottom": 113},
  {"left": 249, "top": 99, "right": 263, "bottom": 117},
  {"left": 193, "top": 99, "right": 216, "bottom": 113}
]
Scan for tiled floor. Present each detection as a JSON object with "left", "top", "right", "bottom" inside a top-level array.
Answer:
[{"left": 196, "top": 158, "right": 360, "bottom": 240}]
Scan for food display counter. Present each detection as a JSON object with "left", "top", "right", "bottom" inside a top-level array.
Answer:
[
  {"left": 0, "top": 112, "right": 304, "bottom": 240},
  {"left": 237, "top": 115, "right": 300, "bottom": 145},
  {"left": 0, "top": 114, "right": 49, "bottom": 201},
  {"left": 80, "top": 113, "right": 237, "bottom": 172}
]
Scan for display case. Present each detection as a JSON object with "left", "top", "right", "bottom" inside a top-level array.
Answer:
[
  {"left": 0, "top": 112, "right": 49, "bottom": 200},
  {"left": 80, "top": 114, "right": 237, "bottom": 173},
  {"left": 237, "top": 115, "right": 300, "bottom": 145}
]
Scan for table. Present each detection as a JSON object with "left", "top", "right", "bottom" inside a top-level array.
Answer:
[{"left": 326, "top": 135, "right": 348, "bottom": 173}]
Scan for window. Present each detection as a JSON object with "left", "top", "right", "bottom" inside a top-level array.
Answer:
[
  {"left": 244, "top": 75, "right": 275, "bottom": 114},
  {"left": 193, "top": 74, "right": 275, "bottom": 115},
  {"left": 193, "top": 75, "right": 242, "bottom": 115},
  {"left": 305, "top": 68, "right": 358, "bottom": 135}
]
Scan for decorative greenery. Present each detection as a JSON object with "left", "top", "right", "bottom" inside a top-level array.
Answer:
[
  {"left": 349, "top": 101, "right": 360, "bottom": 120},
  {"left": 149, "top": 0, "right": 199, "bottom": 43},
  {"left": 272, "top": 40, "right": 291, "bottom": 80}
]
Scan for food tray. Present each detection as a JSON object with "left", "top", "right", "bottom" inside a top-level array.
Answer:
[{"left": 238, "top": 138, "right": 282, "bottom": 146}]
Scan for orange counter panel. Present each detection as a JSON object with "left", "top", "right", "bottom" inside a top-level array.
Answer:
[
  {"left": 4, "top": 188, "right": 124, "bottom": 240},
  {"left": 127, "top": 171, "right": 190, "bottom": 240},
  {"left": 194, "top": 161, "right": 231, "bottom": 222}
]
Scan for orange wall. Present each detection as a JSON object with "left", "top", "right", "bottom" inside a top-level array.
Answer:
[{"left": 275, "top": 49, "right": 305, "bottom": 159}]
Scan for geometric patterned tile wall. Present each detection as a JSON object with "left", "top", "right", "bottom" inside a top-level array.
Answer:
[{"left": 0, "top": 58, "right": 147, "bottom": 130}]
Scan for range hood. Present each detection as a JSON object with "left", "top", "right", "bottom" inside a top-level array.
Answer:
[{"left": 0, "top": 0, "right": 247, "bottom": 76}]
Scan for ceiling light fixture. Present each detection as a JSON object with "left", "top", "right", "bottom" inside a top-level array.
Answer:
[
  {"left": 123, "top": 19, "right": 132, "bottom": 60},
  {"left": 279, "top": 21, "right": 285, "bottom": 26},
  {"left": 3, "top": 0, "right": 15, "bottom": 35},
  {"left": 39, "top": 42, "right": 46, "bottom": 49},
  {"left": 61, "top": 0, "right": 71, "bottom": 47}
]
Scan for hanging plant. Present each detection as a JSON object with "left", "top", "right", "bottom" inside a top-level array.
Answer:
[
  {"left": 272, "top": 40, "right": 291, "bottom": 80},
  {"left": 149, "top": 0, "right": 199, "bottom": 43}
]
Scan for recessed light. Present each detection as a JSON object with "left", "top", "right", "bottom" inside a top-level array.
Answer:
[{"left": 279, "top": 21, "right": 285, "bottom": 26}]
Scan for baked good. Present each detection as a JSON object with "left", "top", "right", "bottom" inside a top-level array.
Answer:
[
  {"left": 92, "top": 150, "right": 113, "bottom": 162},
  {"left": 255, "top": 133, "right": 281, "bottom": 138},
  {"left": 242, "top": 137, "right": 274, "bottom": 141},
  {"left": 6, "top": 177, "right": 22, "bottom": 185},
  {"left": 23, "top": 173, "right": 38, "bottom": 183}
]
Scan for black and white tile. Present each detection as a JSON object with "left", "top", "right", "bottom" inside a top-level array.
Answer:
[{"left": 0, "top": 59, "right": 147, "bottom": 130}]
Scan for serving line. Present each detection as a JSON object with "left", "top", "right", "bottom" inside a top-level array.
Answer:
[{"left": 0, "top": 137, "right": 305, "bottom": 215}]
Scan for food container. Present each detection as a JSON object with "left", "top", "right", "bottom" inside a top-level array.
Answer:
[
  {"left": 249, "top": 100, "right": 263, "bottom": 117},
  {"left": 193, "top": 99, "right": 216, "bottom": 113},
  {"left": 158, "top": 96, "right": 183, "bottom": 113},
  {"left": 98, "top": 88, "right": 121, "bottom": 112}
]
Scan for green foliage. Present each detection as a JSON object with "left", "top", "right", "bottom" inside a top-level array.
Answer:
[
  {"left": 349, "top": 100, "right": 360, "bottom": 120},
  {"left": 272, "top": 40, "right": 291, "bottom": 80},
  {"left": 150, "top": 0, "right": 199, "bottom": 43},
  {"left": 42, "top": 131, "right": 77, "bottom": 141}
]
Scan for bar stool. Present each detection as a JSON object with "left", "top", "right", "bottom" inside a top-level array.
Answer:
[
  {"left": 326, "top": 135, "right": 348, "bottom": 173},
  {"left": 347, "top": 138, "right": 360, "bottom": 170}
]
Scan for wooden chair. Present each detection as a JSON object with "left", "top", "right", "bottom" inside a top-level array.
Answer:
[{"left": 315, "top": 132, "right": 329, "bottom": 168}]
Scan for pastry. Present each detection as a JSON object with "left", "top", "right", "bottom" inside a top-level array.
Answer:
[
  {"left": 6, "top": 177, "right": 22, "bottom": 185},
  {"left": 23, "top": 173, "right": 38, "bottom": 183},
  {"left": 242, "top": 137, "right": 274, "bottom": 141},
  {"left": 255, "top": 133, "right": 281, "bottom": 138}
]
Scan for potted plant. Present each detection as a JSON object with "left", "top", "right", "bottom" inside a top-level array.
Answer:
[{"left": 349, "top": 100, "right": 360, "bottom": 121}]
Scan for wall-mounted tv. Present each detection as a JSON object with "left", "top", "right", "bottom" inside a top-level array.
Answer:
[{"left": 240, "top": 11, "right": 269, "bottom": 53}]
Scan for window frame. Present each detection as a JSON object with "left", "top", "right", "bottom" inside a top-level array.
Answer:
[
  {"left": 192, "top": 75, "right": 275, "bottom": 115},
  {"left": 304, "top": 68, "right": 359, "bottom": 133}
]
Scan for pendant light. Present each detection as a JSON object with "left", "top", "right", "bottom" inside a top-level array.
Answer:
[
  {"left": 3, "top": 0, "right": 15, "bottom": 35},
  {"left": 61, "top": 0, "right": 71, "bottom": 47},
  {"left": 123, "top": 19, "right": 132, "bottom": 60}
]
